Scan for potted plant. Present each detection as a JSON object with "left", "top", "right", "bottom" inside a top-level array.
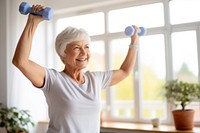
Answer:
[
  {"left": 0, "top": 103, "right": 35, "bottom": 133},
  {"left": 164, "top": 79, "right": 200, "bottom": 130}
]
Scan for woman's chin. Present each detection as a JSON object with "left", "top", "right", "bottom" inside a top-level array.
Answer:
[
  {"left": 78, "top": 61, "right": 88, "bottom": 68},
  {"left": 78, "top": 64, "right": 88, "bottom": 69}
]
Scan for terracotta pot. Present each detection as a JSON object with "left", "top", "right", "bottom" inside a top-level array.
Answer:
[
  {"left": 0, "top": 128, "right": 7, "bottom": 133},
  {"left": 100, "top": 111, "right": 103, "bottom": 126},
  {"left": 172, "top": 109, "right": 194, "bottom": 130},
  {"left": 18, "top": 131, "right": 26, "bottom": 133},
  {"left": 17, "top": 130, "right": 26, "bottom": 133}
]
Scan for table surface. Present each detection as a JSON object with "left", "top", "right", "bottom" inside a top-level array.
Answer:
[{"left": 100, "top": 122, "right": 200, "bottom": 133}]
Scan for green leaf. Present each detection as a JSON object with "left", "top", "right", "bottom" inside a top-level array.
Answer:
[
  {"left": 163, "top": 79, "right": 200, "bottom": 110},
  {"left": 0, "top": 103, "right": 35, "bottom": 133}
]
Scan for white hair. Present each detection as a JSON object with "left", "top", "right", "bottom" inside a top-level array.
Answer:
[{"left": 55, "top": 26, "right": 91, "bottom": 58}]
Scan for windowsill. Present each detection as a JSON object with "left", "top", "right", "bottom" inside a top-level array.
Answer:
[
  {"left": 100, "top": 122, "right": 200, "bottom": 133},
  {"left": 39, "top": 120, "right": 200, "bottom": 133}
]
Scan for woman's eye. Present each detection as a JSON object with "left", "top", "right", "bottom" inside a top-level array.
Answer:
[
  {"left": 85, "top": 45, "right": 89, "bottom": 49},
  {"left": 73, "top": 47, "right": 79, "bottom": 50}
]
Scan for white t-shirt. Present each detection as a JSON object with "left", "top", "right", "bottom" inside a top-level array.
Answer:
[{"left": 41, "top": 68, "right": 113, "bottom": 133}]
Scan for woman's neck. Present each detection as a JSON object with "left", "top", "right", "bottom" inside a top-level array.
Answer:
[{"left": 63, "top": 67, "right": 85, "bottom": 84}]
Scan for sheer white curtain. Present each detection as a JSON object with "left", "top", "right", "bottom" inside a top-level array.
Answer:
[{"left": 7, "top": 0, "right": 50, "bottom": 132}]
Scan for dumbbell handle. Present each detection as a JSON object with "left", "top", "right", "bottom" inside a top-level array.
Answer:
[
  {"left": 19, "top": 2, "right": 53, "bottom": 20},
  {"left": 124, "top": 26, "right": 147, "bottom": 36}
]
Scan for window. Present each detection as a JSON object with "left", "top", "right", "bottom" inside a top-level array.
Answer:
[
  {"left": 108, "top": 3, "right": 164, "bottom": 33},
  {"left": 110, "top": 38, "right": 134, "bottom": 119},
  {"left": 171, "top": 31, "right": 200, "bottom": 122},
  {"left": 56, "top": 12, "right": 105, "bottom": 36},
  {"left": 170, "top": 0, "right": 200, "bottom": 24},
  {"left": 172, "top": 31, "right": 198, "bottom": 83},
  {"left": 140, "top": 35, "right": 167, "bottom": 120},
  {"left": 87, "top": 41, "right": 105, "bottom": 71},
  {"left": 54, "top": 0, "right": 200, "bottom": 124}
]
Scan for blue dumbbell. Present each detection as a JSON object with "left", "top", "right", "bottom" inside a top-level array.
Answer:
[
  {"left": 124, "top": 26, "right": 147, "bottom": 36},
  {"left": 19, "top": 2, "right": 54, "bottom": 20}
]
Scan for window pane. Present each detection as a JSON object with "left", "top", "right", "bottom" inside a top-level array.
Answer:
[
  {"left": 56, "top": 12, "right": 105, "bottom": 36},
  {"left": 140, "top": 35, "right": 167, "bottom": 119},
  {"left": 172, "top": 31, "right": 198, "bottom": 83},
  {"left": 110, "top": 38, "right": 134, "bottom": 118},
  {"left": 108, "top": 3, "right": 164, "bottom": 33},
  {"left": 86, "top": 41, "right": 105, "bottom": 71},
  {"left": 170, "top": 0, "right": 200, "bottom": 24},
  {"left": 172, "top": 31, "right": 199, "bottom": 122}
]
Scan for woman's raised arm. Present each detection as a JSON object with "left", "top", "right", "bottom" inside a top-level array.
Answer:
[
  {"left": 109, "top": 26, "right": 139, "bottom": 86},
  {"left": 12, "top": 5, "right": 46, "bottom": 88}
]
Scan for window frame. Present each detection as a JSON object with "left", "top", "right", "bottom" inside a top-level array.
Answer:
[{"left": 49, "top": 0, "right": 200, "bottom": 126}]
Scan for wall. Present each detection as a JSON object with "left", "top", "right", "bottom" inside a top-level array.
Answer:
[{"left": 0, "top": 0, "right": 8, "bottom": 106}]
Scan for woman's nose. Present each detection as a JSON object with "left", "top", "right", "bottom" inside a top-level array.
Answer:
[{"left": 80, "top": 48, "right": 86, "bottom": 54}]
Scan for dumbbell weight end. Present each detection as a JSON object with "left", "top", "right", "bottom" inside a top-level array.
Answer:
[{"left": 19, "top": 2, "right": 30, "bottom": 15}]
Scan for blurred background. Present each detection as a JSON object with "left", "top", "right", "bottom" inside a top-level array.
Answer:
[{"left": 0, "top": 0, "right": 200, "bottom": 132}]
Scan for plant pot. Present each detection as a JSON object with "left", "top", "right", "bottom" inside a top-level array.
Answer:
[
  {"left": 17, "top": 130, "right": 26, "bottom": 133},
  {"left": 0, "top": 127, "right": 7, "bottom": 133},
  {"left": 172, "top": 109, "right": 194, "bottom": 130}
]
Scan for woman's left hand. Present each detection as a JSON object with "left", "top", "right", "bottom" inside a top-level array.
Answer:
[{"left": 130, "top": 26, "right": 139, "bottom": 45}]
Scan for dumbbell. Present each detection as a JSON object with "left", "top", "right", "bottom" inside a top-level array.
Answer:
[
  {"left": 124, "top": 26, "right": 147, "bottom": 36},
  {"left": 19, "top": 2, "right": 54, "bottom": 20}
]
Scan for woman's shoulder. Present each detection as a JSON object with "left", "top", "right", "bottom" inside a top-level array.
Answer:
[
  {"left": 45, "top": 68, "right": 59, "bottom": 73},
  {"left": 84, "top": 70, "right": 113, "bottom": 77},
  {"left": 44, "top": 68, "right": 61, "bottom": 77}
]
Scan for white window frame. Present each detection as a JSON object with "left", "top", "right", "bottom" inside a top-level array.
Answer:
[{"left": 48, "top": 0, "right": 200, "bottom": 125}]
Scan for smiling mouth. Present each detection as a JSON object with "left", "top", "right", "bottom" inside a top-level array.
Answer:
[{"left": 76, "top": 58, "right": 87, "bottom": 62}]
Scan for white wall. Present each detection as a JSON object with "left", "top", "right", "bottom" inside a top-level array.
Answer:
[{"left": 0, "top": 0, "right": 8, "bottom": 106}]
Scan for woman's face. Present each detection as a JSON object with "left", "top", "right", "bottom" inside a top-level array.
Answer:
[{"left": 63, "top": 40, "right": 90, "bottom": 69}]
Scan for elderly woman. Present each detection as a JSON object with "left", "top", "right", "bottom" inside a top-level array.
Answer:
[{"left": 12, "top": 4, "right": 139, "bottom": 133}]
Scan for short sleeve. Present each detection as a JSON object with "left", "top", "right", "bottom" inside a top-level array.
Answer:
[
  {"left": 41, "top": 68, "right": 57, "bottom": 92},
  {"left": 91, "top": 70, "right": 113, "bottom": 89}
]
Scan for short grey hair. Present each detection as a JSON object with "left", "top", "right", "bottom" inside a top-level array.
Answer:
[{"left": 55, "top": 26, "right": 91, "bottom": 57}]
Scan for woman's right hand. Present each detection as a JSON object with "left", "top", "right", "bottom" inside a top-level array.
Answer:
[{"left": 27, "top": 4, "right": 45, "bottom": 24}]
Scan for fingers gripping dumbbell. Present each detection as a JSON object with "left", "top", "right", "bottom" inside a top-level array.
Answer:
[
  {"left": 19, "top": 2, "right": 54, "bottom": 20},
  {"left": 124, "top": 26, "right": 147, "bottom": 36}
]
